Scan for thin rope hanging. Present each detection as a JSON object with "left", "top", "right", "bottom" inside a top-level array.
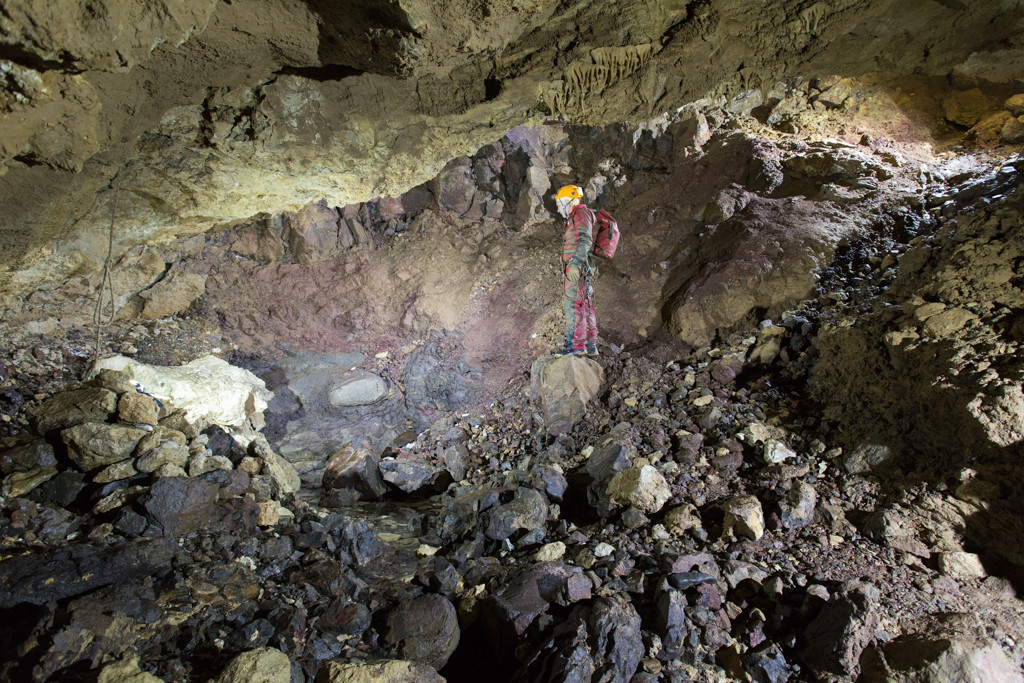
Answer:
[{"left": 90, "top": 171, "right": 120, "bottom": 375}]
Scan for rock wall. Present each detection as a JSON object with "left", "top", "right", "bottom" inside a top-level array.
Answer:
[{"left": 1, "top": 0, "right": 1023, "bottom": 305}]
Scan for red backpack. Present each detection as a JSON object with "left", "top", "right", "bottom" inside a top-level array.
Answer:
[{"left": 592, "top": 208, "right": 620, "bottom": 259}]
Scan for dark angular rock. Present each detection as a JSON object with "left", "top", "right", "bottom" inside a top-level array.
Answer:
[
  {"left": 437, "top": 485, "right": 505, "bottom": 542},
  {"left": 29, "top": 387, "right": 118, "bottom": 434},
  {"left": 485, "top": 487, "right": 548, "bottom": 542},
  {"left": 114, "top": 508, "right": 149, "bottom": 537},
  {"left": 655, "top": 588, "right": 689, "bottom": 660},
  {"left": 801, "top": 581, "right": 880, "bottom": 677},
  {"left": 742, "top": 644, "right": 794, "bottom": 683},
  {"left": 0, "top": 538, "right": 174, "bottom": 607},
  {"left": 33, "top": 470, "right": 87, "bottom": 508},
  {"left": 528, "top": 464, "right": 568, "bottom": 501},
  {"left": 320, "top": 600, "right": 372, "bottom": 635},
  {"left": 512, "top": 593, "right": 642, "bottom": 683},
  {"left": 0, "top": 437, "right": 56, "bottom": 474},
  {"left": 144, "top": 476, "right": 220, "bottom": 537},
  {"left": 385, "top": 593, "right": 460, "bottom": 671},
  {"left": 322, "top": 444, "right": 387, "bottom": 500},
  {"left": 379, "top": 455, "right": 451, "bottom": 495}
]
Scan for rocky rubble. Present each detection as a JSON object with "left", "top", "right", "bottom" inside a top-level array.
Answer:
[{"left": 0, "top": 79, "right": 1023, "bottom": 683}]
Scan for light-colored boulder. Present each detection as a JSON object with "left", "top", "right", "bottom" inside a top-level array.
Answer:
[
  {"left": 315, "top": 659, "right": 445, "bottom": 683},
  {"left": 214, "top": 647, "right": 291, "bottom": 683},
  {"left": 722, "top": 495, "right": 765, "bottom": 541},
  {"left": 90, "top": 355, "right": 271, "bottom": 439},
  {"left": 98, "top": 655, "right": 164, "bottom": 683},
  {"left": 606, "top": 465, "right": 671, "bottom": 514},
  {"left": 62, "top": 422, "right": 150, "bottom": 471}
]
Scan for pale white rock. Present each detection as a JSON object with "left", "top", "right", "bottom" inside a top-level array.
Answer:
[
  {"left": 937, "top": 551, "right": 987, "bottom": 580},
  {"left": 763, "top": 439, "right": 796, "bottom": 464},
  {"left": 91, "top": 355, "right": 271, "bottom": 441},
  {"left": 722, "top": 495, "right": 765, "bottom": 541},
  {"left": 606, "top": 465, "right": 671, "bottom": 514},
  {"left": 534, "top": 541, "right": 566, "bottom": 562}
]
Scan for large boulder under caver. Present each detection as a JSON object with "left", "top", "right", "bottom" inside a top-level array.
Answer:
[{"left": 530, "top": 354, "right": 604, "bottom": 435}]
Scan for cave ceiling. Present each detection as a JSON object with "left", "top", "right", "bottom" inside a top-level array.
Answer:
[{"left": 0, "top": 0, "right": 1023, "bottom": 302}]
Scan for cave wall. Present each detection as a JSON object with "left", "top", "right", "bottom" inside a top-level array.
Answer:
[{"left": 1, "top": 0, "right": 1023, "bottom": 307}]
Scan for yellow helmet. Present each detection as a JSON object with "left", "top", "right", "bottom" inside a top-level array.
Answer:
[{"left": 554, "top": 185, "right": 583, "bottom": 202}]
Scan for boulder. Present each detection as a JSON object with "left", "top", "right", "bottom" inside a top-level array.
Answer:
[
  {"left": 802, "top": 581, "right": 880, "bottom": 677},
  {"left": 379, "top": 455, "right": 451, "bottom": 495},
  {"left": 214, "top": 647, "right": 291, "bottom": 683},
  {"left": 97, "top": 656, "right": 164, "bottom": 683},
  {"left": 513, "top": 593, "right": 642, "bottom": 683},
  {"left": 328, "top": 370, "right": 388, "bottom": 407},
  {"left": 249, "top": 436, "right": 300, "bottom": 494},
  {"left": 144, "top": 476, "right": 221, "bottom": 537},
  {"left": 322, "top": 444, "right": 387, "bottom": 500},
  {"left": 861, "top": 613, "right": 1021, "bottom": 683},
  {"left": 780, "top": 481, "right": 817, "bottom": 529},
  {"left": 530, "top": 354, "right": 604, "bottom": 436},
  {"left": 606, "top": 465, "right": 671, "bottom": 514},
  {"left": 91, "top": 355, "right": 271, "bottom": 436},
  {"left": 29, "top": 387, "right": 118, "bottom": 434},
  {"left": 62, "top": 422, "right": 150, "bottom": 471},
  {"left": 485, "top": 487, "right": 549, "bottom": 542},
  {"left": 942, "top": 88, "right": 995, "bottom": 127},
  {"left": 285, "top": 200, "right": 341, "bottom": 264},
  {"left": 315, "top": 660, "right": 445, "bottom": 683},
  {"left": 0, "top": 539, "right": 174, "bottom": 607},
  {"left": 384, "top": 594, "right": 460, "bottom": 671},
  {"left": 722, "top": 495, "right": 765, "bottom": 541},
  {"left": 118, "top": 391, "right": 161, "bottom": 426}
]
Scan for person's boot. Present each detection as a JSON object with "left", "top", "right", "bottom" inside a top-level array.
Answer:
[
  {"left": 554, "top": 346, "right": 585, "bottom": 356},
  {"left": 586, "top": 344, "right": 599, "bottom": 356}
]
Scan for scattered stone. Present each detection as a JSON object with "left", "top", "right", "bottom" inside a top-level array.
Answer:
[
  {"left": 780, "top": 480, "right": 817, "bottom": 529},
  {"left": 722, "top": 495, "right": 765, "bottom": 541},
  {"left": 214, "top": 647, "right": 291, "bottom": 683},
  {"left": 535, "top": 541, "right": 566, "bottom": 562},
  {"left": 315, "top": 659, "right": 445, "bottom": 683},
  {"left": 763, "top": 439, "right": 796, "bottom": 464},
  {"left": 606, "top": 465, "right": 671, "bottom": 514},
  {"left": 118, "top": 391, "right": 161, "bottom": 426},
  {"left": 328, "top": 370, "right": 388, "bottom": 407},
  {"left": 663, "top": 504, "right": 703, "bottom": 536}
]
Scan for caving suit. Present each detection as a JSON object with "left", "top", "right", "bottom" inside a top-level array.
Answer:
[{"left": 562, "top": 203, "right": 598, "bottom": 352}]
